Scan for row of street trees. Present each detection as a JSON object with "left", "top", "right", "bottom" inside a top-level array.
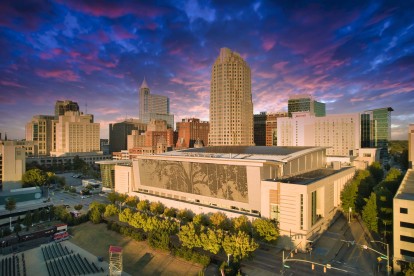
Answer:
[{"left": 341, "top": 162, "right": 403, "bottom": 237}]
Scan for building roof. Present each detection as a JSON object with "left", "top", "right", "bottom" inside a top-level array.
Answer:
[
  {"left": 140, "top": 77, "right": 149, "bottom": 89},
  {"left": 2, "top": 186, "right": 42, "bottom": 196},
  {"left": 395, "top": 169, "right": 414, "bottom": 200},
  {"left": 160, "top": 146, "right": 325, "bottom": 163}
]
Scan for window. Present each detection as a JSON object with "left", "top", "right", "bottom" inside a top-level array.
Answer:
[
  {"left": 400, "top": 208, "right": 408, "bottom": 214},
  {"left": 401, "top": 221, "right": 414, "bottom": 229},
  {"left": 401, "top": 235, "right": 414, "bottom": 243},
  {"left": 401, "top": 249, "right": 414, "bottom": 258}
]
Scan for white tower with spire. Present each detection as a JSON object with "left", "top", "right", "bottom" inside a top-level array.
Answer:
[{"left": 139, "top": 77, "right": 150, "bottom": 120}]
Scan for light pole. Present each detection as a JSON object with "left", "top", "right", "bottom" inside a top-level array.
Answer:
[
  {"left": 371, "top": 240, "right": 389, "bottom": 276},
  {"left": 227, "top": 253, "right": 231, "bottom": 266}
]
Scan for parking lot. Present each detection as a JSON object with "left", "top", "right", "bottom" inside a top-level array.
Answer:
[{"left": 51, "top": 173, "right": 110, "bottom": 211}]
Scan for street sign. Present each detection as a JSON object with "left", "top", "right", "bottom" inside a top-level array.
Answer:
[
  {"left": 380, "top": 256, "right": 388, "bottom": 260},
  {"left": 284, "top": 265, "right": 290, "bottom": 268}
]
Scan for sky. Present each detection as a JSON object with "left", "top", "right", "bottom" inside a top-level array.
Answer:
[{"left": 1, "top": 0, "right": 413, "bottom": 140}]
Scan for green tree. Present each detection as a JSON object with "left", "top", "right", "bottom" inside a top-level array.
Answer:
[
  {"left": 232, "top": 215, "right": 251, "bottom": 233},
  {"left": 124, "top": 196, "right": 139, "bottom": 207},
  {"left": 22, "top": 168, "right": 47, "bottom": 187},
  {"left": 148, "top": 229, "right": 170, "bottom": 250},
  {"left": 107, "top": 192, "right": 119, "bottom": 204},
  {"left": 74, "top": 204, "right": 83, "bottom": 211},
  {"left": 163, "top": 207, "right": 177, "bottom": 218},
  {"left": 104, "top": 204, "right": 119, "bottom": 217},
  {"left": 252, "top": 218, "right": 279, "bottom": 243},
  {"left": 176, "top": 209, "right": 194, "bottom": 224},
  {"left": 222, "top": 231, "right": 258, "bottom": 262},
  {"left": 150, "top": 201, "right": 165, "bottom": 215},
  {"left": 404, "top": 262, "right": 414, "bottom": 276},
  {"left": 5, "top": 197, "right": 16, "bottom": 213},
  {"left": 209, "top": 212, "right": 230, "bottom": 229},
  {"left": 368, "top": 162, "right": 383, "bottom": 183},
  {"left": 119, "top": 208, "right": 133, "bottom": 223},
  {"left": 178, "top": 222, "right": 203, "bottom": 249},
  {"left": 362, "top": 192, "right": 378, "bottom": 233},
  {"left": 23, "top": 212, "right": 33, "bottom": 229},
  {"left": 382, "top": 168, "right": 403, "bottom": 195},
  {"left": 89, "top": 208, "right": 102, "bottom": 224},
  {"left": 341, "top": 179, "right": 358, "bottom": 216},
  {"left": 137, "top": 200, "right": 150, "bottom": 212},
  {"left": 193, "top": 214, "right": 210, "bottom": 226},
  {"left": 200, "top": 228, "right": 224, "bottom": 254}
]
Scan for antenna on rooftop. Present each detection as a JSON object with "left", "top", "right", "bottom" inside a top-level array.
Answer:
[{"left": 85, "top": 101, "right": 88, "bottom": 114}]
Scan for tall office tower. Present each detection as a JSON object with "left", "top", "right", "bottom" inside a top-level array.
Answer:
[
  {"left": 409, "top": 124, "right": 414, "bottom": 169},
  {"left": 0, "top": 140, "right": 26, "bottom": 190},
  {"left": 361, "top": 107, "right": 393, "bottom": 161},
  {"left": 266, "top": 112, "right": 289, "bottom": 146},
  {"left": 25, "top": 115, "right": 55, "bottom": 156},
  {"left": 51, "top": 111, "right": 100, "bottom": 157},
  {"left": 209, "top": 48, "right": 254, "bottom": 146},
  {"left": 138, "top": 79, "right": 174, "bottom": 128},
  {"left": 176, "top": 118, "right": 210, "bottom": 148},
  {"left": 254, "top": 112, "right": 267, "bottom": 146},
  {"left": 254, "top": 112, "right": 289, "bottom": 146},
  {"left": 277, "top": 112, "right": 360, "bottom": 156},
  {"left": 55, "top": 100, "right": 80, "bottom": 118},
  {"left": 288, "top": 94, "right": 326, "bottom": 117},
  {"left": 109, "top": 119, "right": 147, "bottom": 153}
]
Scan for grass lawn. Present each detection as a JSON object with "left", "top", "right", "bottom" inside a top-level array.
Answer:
[{"left": 70, "top": 222, "right": 203, "bottom": 276}]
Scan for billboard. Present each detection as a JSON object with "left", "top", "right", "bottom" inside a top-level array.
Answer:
[{"left": 138, "top": 159, "right": 248, "bottom": 203}]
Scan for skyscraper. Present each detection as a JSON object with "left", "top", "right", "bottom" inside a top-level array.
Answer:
[
  {"left": 138, "top": 78, "right": 174, "bottom": 128},
  {"left": 288, "top": 94, "right": 326, "bottom": 117},
  {"left": 209, "top": 48, "right": 254, "bottom": 146},
  {"left": 55, "top": 100, "right": 80, "bottom": 118},
  {"left": 361, "top": 107, "right": 393, "bottom": 161}
]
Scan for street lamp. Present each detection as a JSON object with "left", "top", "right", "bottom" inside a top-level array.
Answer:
[
  {"left": 371, "top": 240, "right": 389, "bottom": 276},
  {"left": 227, "top": 253, "right": 231, "bottom": 266}
]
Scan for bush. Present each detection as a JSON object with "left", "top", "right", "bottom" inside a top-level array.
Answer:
[
  {"left": 172, "top": 246, "right": 210, "bottom": 267},
  {"left": 148, "top": 230, "right": 170, "bottom": 251}
]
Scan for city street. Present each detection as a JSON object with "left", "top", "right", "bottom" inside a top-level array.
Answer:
[{"left": 241, "top": 213, "right": 388, "bottom": 276}]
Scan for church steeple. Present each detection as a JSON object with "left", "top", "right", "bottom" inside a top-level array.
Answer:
[{"left": 140, "top": 77, "right": 149, "bottom": 89}]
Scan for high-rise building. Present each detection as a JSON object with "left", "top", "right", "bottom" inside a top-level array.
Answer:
[
  {"left": 361, "top": 107, "right": 393, "bottom": 161},
  {"left": 254, "top": 112, "right": 288, "bottom": 146},
  {"left": 266, "top": 112, "right": 289, "bottom": 146},
  {"left": 209, "top": 48, "right": 254, "bottom": 146},
  {"left": 0, "top": 140, "right": 26, "bottom": 190},
  {"left": 55, "top": 100, "right": 80, "bottom": 118},
  {"left": 25, "top": 115, "right": 55, "bottom": 156},
  {"left": 176, "top": 118, "right": 209, "bottom": 148},
  {"left": 138, "top": 78, "right": 174, "bottom": 128},
  {"left": 288, "top": 94, "right": 326, "bottom": 117},
  {"left": 109, "top": 119, "right": 147, "bottom": 153},
  {"left": 51, "top": 111, "right": 100, "bottom": 157},
  {"left": 254, "top": 112, "right": 267, "bottom": 146},
  {"left": 409, "top": 124, "right": 414, "bottom": 169},
  {"left": 277, "top": 112, "right": 360, "bottom": 156}
]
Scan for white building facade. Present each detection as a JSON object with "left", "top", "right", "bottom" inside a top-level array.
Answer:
[
  {"left": 277, "top": 112, "right": 361, "bottom": 157},
  {"left": 112, "top": 146, "right": 355, "bottom": 249}
]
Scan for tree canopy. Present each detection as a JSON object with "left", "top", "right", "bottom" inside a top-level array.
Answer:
[
  {"left": 22, "top": 168, "right": 47, "bottom": 187},
  {"left": 5, "top": 197, "right": 16, "bottom": 212},
  {"left": 362, "top": 192, "right": 378, "bottom": 233}
]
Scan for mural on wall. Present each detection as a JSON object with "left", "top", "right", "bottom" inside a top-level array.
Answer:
[{"left": 138, "top": 159, "right": 249, "bottom": 203}]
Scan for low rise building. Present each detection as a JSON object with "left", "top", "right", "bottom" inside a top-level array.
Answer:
[{"left": 113, "top": 146, "right": 355, "bottom": 250}]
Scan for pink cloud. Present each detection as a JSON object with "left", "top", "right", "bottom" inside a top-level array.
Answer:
[
  {"left": 255, "top": 71, "right": 278, "bottom": 79},
  {"left": 36, "top": 69, "right": 80, "bottom": 82},
  {"left": 272, "top": 61, "right": 289, "bottom": 70},
  {"left": 60, "top": 1, "right": 167, "bottom": 18},
  {"left": 262, "top": 37, "right": 276, "bottom": 51},
  {"left": 0, "top": 80, "right": 27, "bottom": 88},
  {"left": 350, "top": 97, "right": 365, "bottom": 102}
]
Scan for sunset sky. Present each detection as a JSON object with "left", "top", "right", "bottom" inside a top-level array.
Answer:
[{"left": 1, "top": 0, "right": 413, "bottom": 140}]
